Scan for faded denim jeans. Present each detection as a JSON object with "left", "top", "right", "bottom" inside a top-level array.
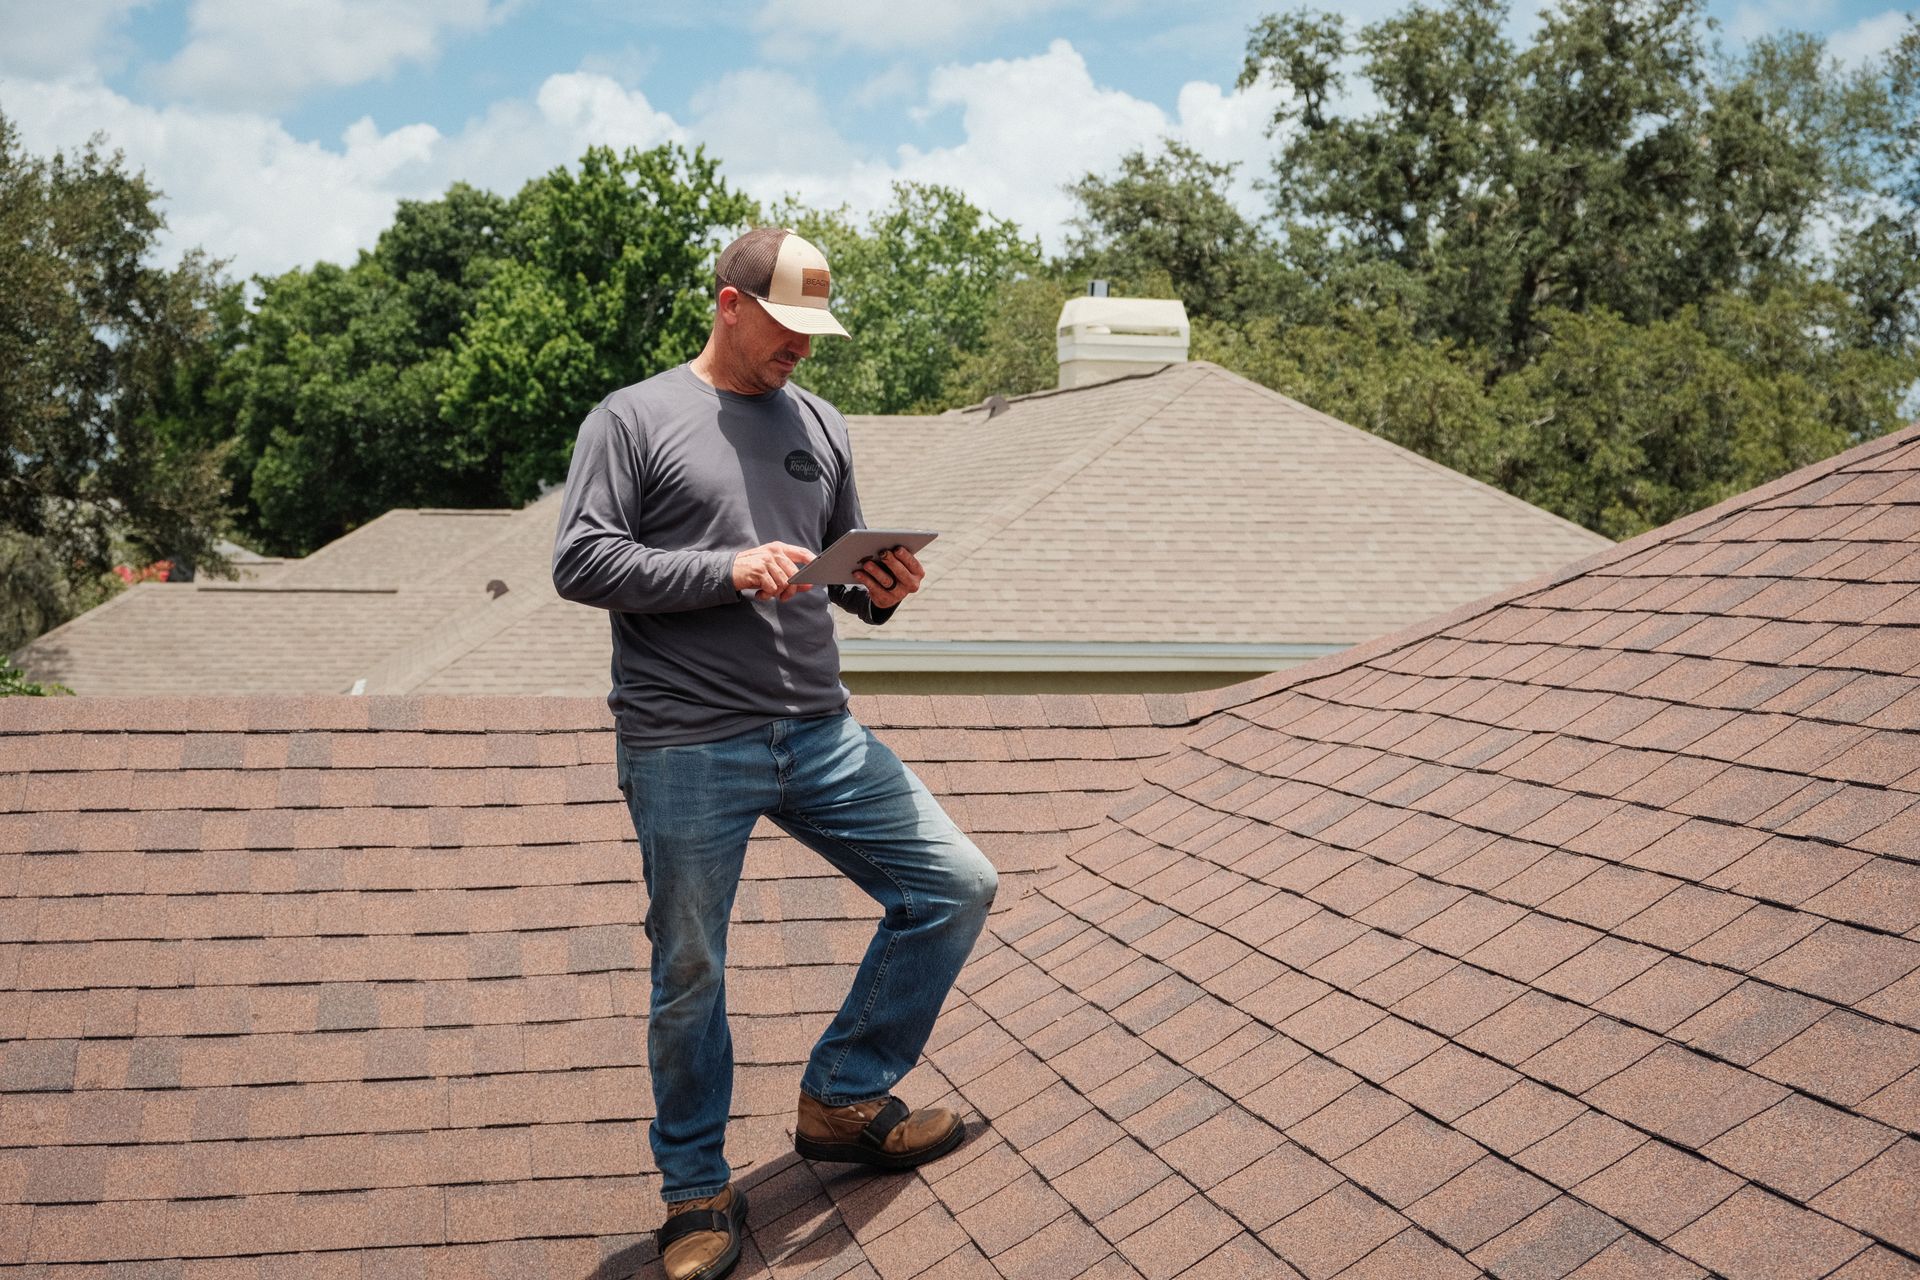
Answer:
[{"left": 615, "top": 711, "right": 998, "bottom": 1204}]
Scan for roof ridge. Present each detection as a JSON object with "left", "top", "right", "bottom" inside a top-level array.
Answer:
[
  {"left": 355, "top": 580, "right": 554, "bottom": 694},
  {"left": 1186, "top": 417, "right": 1920, "bottom": 722},
  {"left": 844, "top": 362, "right": 1184, "bottom": 424},
  {"left": 913, "top": 365, "right": 1208, "bottom": 585}
]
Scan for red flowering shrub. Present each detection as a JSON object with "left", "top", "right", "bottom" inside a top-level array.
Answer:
[{"left": 112, "top": 560, "right": 173, "bottom": 585}]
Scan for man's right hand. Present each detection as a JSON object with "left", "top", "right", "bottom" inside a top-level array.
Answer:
[{"left": 733, "top": 541, "right": 817, "bottom": 602}]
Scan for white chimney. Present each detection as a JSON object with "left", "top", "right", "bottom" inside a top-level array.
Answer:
[{"left": 1056, "top": 295, "right": 1191, "bottom": 389}]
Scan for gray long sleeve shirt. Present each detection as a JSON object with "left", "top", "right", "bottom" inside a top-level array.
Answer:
[{"left": 552, "top": 363, "right": 893, "bottom": 748}]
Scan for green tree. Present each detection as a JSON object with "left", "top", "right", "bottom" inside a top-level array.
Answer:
[
  {"left": 443, "top": 144, "right": 754, "bottom": 502},
  {"left": 944, "top": 272, "right": 1078, "bottom": 406},
  {"left": 1240, "top": 0, "right": 1913, "bottom": 368},
  {"left": 218, "top": 145, "right": 750, "bottom": 552},
  {"left": 782, "top": 183, "right": 1043, "bottom": 414},
  {"left": 1213, "top": 0, "right": 1920, "bottom": 537},
  {"left": 210, "top": 183, "right": 514, "bottom": 555},
  {"left": 0, "top": 111, "right": 232, "bottom": 651},
  {"left": 1065, "top": 140, "right": 1294, "bottom": 324}
]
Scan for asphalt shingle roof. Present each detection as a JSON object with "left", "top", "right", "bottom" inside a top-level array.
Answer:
[
  {"left": 14, "top": 363, "right": 1608, "bottom": 695},
  {"left": 1, "top": 421, "right": 1915, "bottom": 1276},
  {"left": 848, "top": 362, "right": 1608, "bottom": 646}
]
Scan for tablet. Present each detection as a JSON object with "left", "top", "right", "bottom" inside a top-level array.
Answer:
[{"left": 788, "top": 529, "right": 938, "bottom": 586}]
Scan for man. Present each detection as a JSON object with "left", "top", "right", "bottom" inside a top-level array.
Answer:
[{"left": 552, "top": 227, "right": 998, "bottom": 1280}]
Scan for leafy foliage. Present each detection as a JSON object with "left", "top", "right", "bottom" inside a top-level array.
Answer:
[
  {"left": 1192, "top": 0, "right": 1920, "bottom": 537},
  {"left": 0, "top": 652, "right": 71, "bottom": 697},
  {"left": 1065, "top": 141, "right": 1294, "bottom": 324},
  {"left": 213, "top": 146, "right": 751, "bottom": 554},
  {"left": 444, "top": 145, "right": 754, "bottom": 503},
  {"left": 783, "top": 184, "right": 1043, "bottom": 414},
  {"left": 0, "top": 111, "right": 233, "bottom": 651}
]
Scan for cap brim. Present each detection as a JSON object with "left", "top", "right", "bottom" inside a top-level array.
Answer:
[{"left": 759, "top": 297, "right": 850, "bottom": 338}]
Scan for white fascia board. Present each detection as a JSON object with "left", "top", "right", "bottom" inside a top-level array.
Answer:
[{"left": 838, "top": 638, "right": 1349, "bottom": 673}]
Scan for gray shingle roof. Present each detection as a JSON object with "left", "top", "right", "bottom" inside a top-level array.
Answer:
[
  {"left": 848, "top": 362, "right": 1608, "bottom": 646},
  {"left": 13, "top": 363, "right": 1608, "bottom": 696}
]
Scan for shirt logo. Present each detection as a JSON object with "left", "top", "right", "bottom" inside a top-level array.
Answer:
[
  {"left": 801, "top": 269, "right": 831, "bottom": 299},
  {"left": 785, "top": 450, "right": 822, "bottom": 482}
]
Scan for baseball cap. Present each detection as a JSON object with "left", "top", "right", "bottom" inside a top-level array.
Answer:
[{"left": 714, "top": 227, "right": 851, "bottom": 338}]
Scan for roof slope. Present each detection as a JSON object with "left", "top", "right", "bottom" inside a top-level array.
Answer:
[
  {"left": 942, "top": 420, "right": 1920, "bottom": 1278},
  {"left": 13, "top": 509, "right": 527, "bottom": 696},
  {"left": 0, "top": 691, "right": 1186, "bottom": 1274},
  {"left": 385, "top": 362, "right": 1608, "bottom": 692},
  {"left": 848, "top": 362, "right": 1609, "bottom": 645},
  {"left": 13, "top": 363, "right": 1607, "bottom": 695},
  {"left": 2, "top": 422, "right": 1916, "bottom": 1276}
]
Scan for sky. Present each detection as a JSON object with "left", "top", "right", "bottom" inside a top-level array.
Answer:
[{"left": 0, "top": 0, "right": 1910, "bottom": 282}]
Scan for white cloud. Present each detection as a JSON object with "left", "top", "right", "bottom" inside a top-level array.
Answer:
[
  {"left": 0, "top": 69, "right": 678, "bottom": 279},
  {"left": 760, "top": 40, "right": 1285, "bottom": 252},
  {"left": 152, "top": 0, "right": 511, "bottom": 108},
  {"left": 0, "top": 0, "right": 149, "bottom": 78},
  {"left": 1, "top": 36, "right": 1282, "bottom": 281},
  {"left": 753, "top": 0, "right": 1080, "bottom": 55},
  {"left": 1728, "top": 0, "right": 1838, "bottom": 46},
  {"left": 688, "top": 69, "right": 857, "bottom": 175},
  {"left": 850, "top": 63, "right": 919, "bottom": 110},
  {"left": 1827, "top": 9, "right": 1911, "bottom": 67}
]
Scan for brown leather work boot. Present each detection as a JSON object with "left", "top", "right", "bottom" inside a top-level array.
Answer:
[
  {"left": 794, "top": 1092, "right": 965, "bottom": 1169},
  {"left": 655, "top": 1183, "right": 748, "bottom": 1280}
]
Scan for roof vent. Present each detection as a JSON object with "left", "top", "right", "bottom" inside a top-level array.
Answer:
[
  {"left": 983, "top": 395, "right": 1010, "bottom": 419},
  {"left": 1056, "top": 296, "right": 1190, "bottom": 389}
]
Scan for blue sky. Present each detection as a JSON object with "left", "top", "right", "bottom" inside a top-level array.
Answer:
[{"left": 0, "top": 0, "right": 1909, "bottom": 280}]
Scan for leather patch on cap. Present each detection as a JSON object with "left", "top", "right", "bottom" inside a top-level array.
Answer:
[{"left": 801, "top": 268, "right": 831, "bottom": 299}]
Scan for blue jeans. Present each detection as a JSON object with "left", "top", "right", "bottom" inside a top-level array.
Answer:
[{"left": 615, "top": 711, "right": 998, "bottom": 1203}]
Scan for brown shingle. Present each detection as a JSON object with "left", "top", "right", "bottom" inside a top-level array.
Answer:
[
  {"left": 1405, "top": 1154, "right": 1556, "bottom": 1252},
  {"left": 1113, "top": 1192, "right": 1244, "bottom": 1280},
  {"left": 1329, "top": 1227, "right": 1478, "bottom": 1278},
  {"left": 1454, "top": 1080, "right": 1586, "bottom": 1158},
  {"left": 1468, "top": 1195, "right": 1626, "bottom": 1280},
  {"left": 1752, "top": 1010, "right": 1920, "bottom": 1106},
  {"left": 1210, "top": 1142, "right": 1344, "bottom": 1231},
  {"left": 1573, "top": 1139, "right": 1742, "bottom": 1241},
  {"left": 1512, "top": 1108, "right": 1646, "bottom": 1189},
  {"left": 1584, "top": 1045, "right": 1788, "bottom": 1146},
  {"left": 1812, "top": 1138, "right": 1920, "bottom": 1256},
  {"left": 1334, "top": 1111, "right": 1486, "bottom": 1207},
  {"left": 1753, "top": 923, "right": 1920, "bottom": 1005},
  {"left": 1667, "top": 1186, "right": 1869, "bottom": 1279},
  {"left": 1705, "top": 1095, "right": 1900, "bottom": 1202},
  {"left": 1262, "top": 1184, "right": 1410, "bottom": 1280}
]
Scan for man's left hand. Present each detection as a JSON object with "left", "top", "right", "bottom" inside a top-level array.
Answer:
[{"left": 853, "top": 546, "right": 924, "bottom": 610}]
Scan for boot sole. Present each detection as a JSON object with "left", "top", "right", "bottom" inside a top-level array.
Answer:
[{"left": 795, "top": 1116, "right": 966, "bottom": 1170}]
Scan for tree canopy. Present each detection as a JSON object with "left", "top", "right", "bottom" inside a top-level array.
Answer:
[
  {"left": 0, "top": 112, "right": 232, "bottom": 651},
  {"left": 1201, "top": 0, "right": 1920, "bottom": 537}
]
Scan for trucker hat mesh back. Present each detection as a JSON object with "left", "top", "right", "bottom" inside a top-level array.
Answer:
[{"left": 716, "top": 227, "right": 788, "bottom": 298}]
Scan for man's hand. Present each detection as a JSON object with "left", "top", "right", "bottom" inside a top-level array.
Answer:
[
  {"left": 733, "top": 541, "right": 817, "bottom": 602},
  {"left": 853, "top": 546, "right": 925, "bottom": 610}
]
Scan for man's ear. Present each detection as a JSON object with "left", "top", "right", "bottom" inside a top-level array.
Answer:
[{"left": 716, "top": 284, "right": 744, "bottom": 328}]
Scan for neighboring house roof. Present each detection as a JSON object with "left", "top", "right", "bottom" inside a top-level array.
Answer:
[
  {"left": 13, "top": 362, "right": 1608, "bottom": 695},
  {"left": 14, "top": 508, "right": 533, "bottom": 695},
  {"left": 1, "top": 421, "right": 1915, "bottom": 1275},
  {"left": 845, "top": 362, "right": 1606, "bottom": 647}
]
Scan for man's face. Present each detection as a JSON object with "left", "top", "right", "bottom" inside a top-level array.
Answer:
[{"left": 727, "top": 289, "right": 812, "bottom": 393}]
